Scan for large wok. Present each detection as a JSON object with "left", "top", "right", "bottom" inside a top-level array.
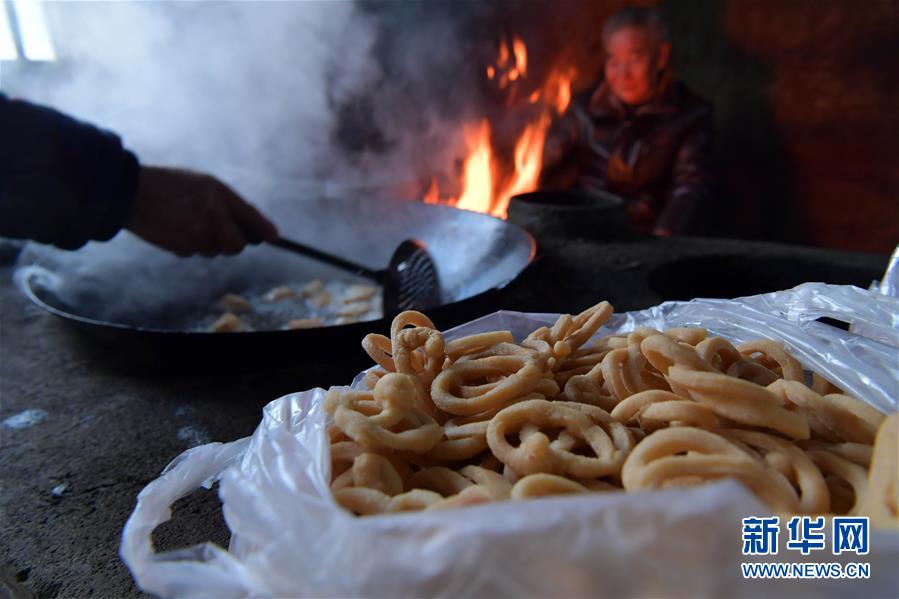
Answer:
[{"left": 16, "top": 195, "right": 535, "bottom": 372}]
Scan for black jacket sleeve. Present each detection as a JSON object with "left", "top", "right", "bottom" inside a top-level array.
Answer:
[
  {"left": 654, "top": 107, "right": 715, "bottom": 236},
  {"left": 0, "top": 93, "right": 140, "bottom": 249}
]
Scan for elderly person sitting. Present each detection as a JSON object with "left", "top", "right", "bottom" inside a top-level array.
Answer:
[{"left": 541, "top": 6, "right": 714, "bottom": 236}]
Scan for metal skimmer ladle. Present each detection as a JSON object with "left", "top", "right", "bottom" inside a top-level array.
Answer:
[{"left": 271, "top": 237, "right": 441, "bottom": 315}]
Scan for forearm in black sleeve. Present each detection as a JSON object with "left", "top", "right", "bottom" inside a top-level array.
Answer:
[{"left": 0, "top": 93, "right": 140, "bottom": 249}]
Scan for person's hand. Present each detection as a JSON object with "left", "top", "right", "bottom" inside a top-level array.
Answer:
[{"left": 126, "top": 165, "right": 278, "bottom": 257}]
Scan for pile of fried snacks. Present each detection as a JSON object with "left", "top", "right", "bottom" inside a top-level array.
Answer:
[{"left": 323, "top": 302, "right": 897, "bottom": 526}]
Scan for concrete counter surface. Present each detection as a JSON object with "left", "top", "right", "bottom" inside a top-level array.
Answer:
[
  {"left": 0, "top": 263, "right": 362, "bottom": 597},
  {"left": 502, "top": 236, "right": 887, "bottom": 314}
]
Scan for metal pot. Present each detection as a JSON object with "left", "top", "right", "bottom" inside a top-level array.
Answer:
[
  {"left": 508, "top": 189, "right": 629, "bottom": 245},
  {"left": 17, "top": 195, "right": 535, "bottom": 373}
]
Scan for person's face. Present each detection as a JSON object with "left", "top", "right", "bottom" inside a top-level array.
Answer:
[{"left": 603, "top": 26, "right": 668, "bottom": 106}]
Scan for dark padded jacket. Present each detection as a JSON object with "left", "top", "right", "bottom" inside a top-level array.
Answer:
[
  {"left": 540, "top": 70, "right": 714, "bottom": 235},
  {"left": 0, "top": 93, "right": 139, "bottom": 249}
]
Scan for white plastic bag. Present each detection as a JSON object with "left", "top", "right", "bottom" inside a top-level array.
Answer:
[{"left": 121, "top": 284, "right": 899, "bottom": 598}]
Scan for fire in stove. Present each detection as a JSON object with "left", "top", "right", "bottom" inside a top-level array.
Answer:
[{"left": 423, "top": 35, "right": 575, "bottom": 219}]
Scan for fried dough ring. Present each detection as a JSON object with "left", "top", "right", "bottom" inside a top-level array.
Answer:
[
  {"left": 626, "top": 329, "right": 668, "bottom": 389},
  {"left": 426, "top": 485, "right": 496, "bottom": 510},
  {"left": 725, "top": 360, "right": 780, "bottom": 386},
  {"left": 720, "top": 429, "right": 829, "bottom": 513},
  {"left": 667, "top": 366, "right": 810, "bottom": 440},
  {"left": 593, "top": 335, "right": 629, "bottom": 352},
  {"left": 523, "top": 301, "right": 612, "bottom": 360},
  {"left": 560, "top": 363, "right": 617, "bottom": 412},
  {"left": 511, "top": 473, "right": 591, "bottom": 499},
  {"left": 806, "top": 450, "right": 869, "bottom": 515},
  {"left": 811, "top": 372, "right": 843, "bottom": 395},
  {"left": 386, "top": 489, "right": 443, "bottom": 512},
  {"left": 327, "top": 373, "right": 415, "bottom": 427},
  {"left": 801, "top": 441, "right": 872, "bottom": 467},
  {"left": 621, "top": 427, "right": 800, "bottom": 513},
  {"left": 445, "top": 331, "right": 515, "bottom": 362},
  {"left": 566, "top": 301, "right": 614, "bottom": 352},
  {"left": 334, "top": 487, "right": 391, "bottom": 515},
  {"left": 333, "top": 374, "right": 442, "bottom": 452},
  {"left": 330, "top": 468, "right": 355, "bottom": 492},
  {"left": 441, "top": 393, "right": 542, "bottom": 441},
  {"left": 362, "top": 333, "right": 395, "bottom": 372},
  {"left": 551, "top": 401, "right": 635, "bottom": 457},
  {"left": 695, "top": 337, "right": 744, "bottom": 373},
  {"left": 641, "top": 334, "right": 716, "bottom": 376},
  {"left": 390, "top": 310, "right": 437, "bottom": 344},
  {"left": 664, "top": 327, "right": 708, "bottom": 346},
  {"left": 361, "top": 367, "right": 389, "bottom": 390},
  {"left": 611, "top": 390, "right": 719, "bottom": 431},
  {"left": 855, "top": 413, "right": 898, "bottom": 527},
  {"left": 330, "top": 440, "right": 366, "bottom": 479},
  {"left": 487, "top": 399, "right": 628, "bottom": 478},
  {"left": 460, "top": 342, "right": 538, "bottom": 361},
  {"left": 825, "top": 393, "right": 886, "bottom": 440},
  {"left": 408, "top": 466, "right": 473, "bottom": 497},
  {"left": 393, "top": 327, "right": 445, "bottom": 386},
  {"left": 555, "top": 346, "right": 611, "bottom": 386},
  {"left": 336, "top": 487, "right": 452, "bottom": 515},
  {"left": 458, "top": 465, "right": 513, "bottom": 500},
  {"left": 601, "top": 339, "right": 668, "bottom": 403},
  {"left": 352, "top": 453, "right": 404, "bottom": 496},
  {"left": 431, "top": 354, "right": 545, "bottom": 416},
  {"left": 737, "top": 340, "right": 804, "bottom": 381},
  {"left": 335, "top": 406, "right": 442, "bottom": 453},
  {"left": 768, "top": 379, "right": 882, "bottom": 444},
  {"left": 425, "top": 435, "right": 490, "bottom": 461}
]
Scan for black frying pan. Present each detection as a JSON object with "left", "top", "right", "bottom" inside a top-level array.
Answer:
[{"left": 16, "top": 195, "right": 535, "bottom": 373}]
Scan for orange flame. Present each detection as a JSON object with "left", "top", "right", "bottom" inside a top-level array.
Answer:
[
  {"left": 497, "top": 112, "right": 552, "bottom": 210},
  {"left": 423, "top": 177, "right": 440, "bottom": 205},
  {"left": 424, "top": 37, "right": 575, "bottom": 219},
  {"left": 545, "top": 67, "right": 575, "bottom": 114},
  {"left": 512, "top": 37, "right": 527, "bottom": 77},
  {"left": 456, "top": 120, "right": 496, "bottom": 215},
  {"left": 497, "top": 37, "right": 509, "bottom": 68}
]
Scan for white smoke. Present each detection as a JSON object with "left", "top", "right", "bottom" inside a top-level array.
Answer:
[
  {"left": 3, "top": 0, "right": 395, "bottom": 198},
  {"left": 3, "top": 0, "right": 560, "bottom": 209}
]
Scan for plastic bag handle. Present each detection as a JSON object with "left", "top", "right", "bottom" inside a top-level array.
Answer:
[
  {"left": 740, "top": 283, "right": 898, "bottom": 347},
  {"left": 120, "top": 437, "right": 253, "bottom": 597}
]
